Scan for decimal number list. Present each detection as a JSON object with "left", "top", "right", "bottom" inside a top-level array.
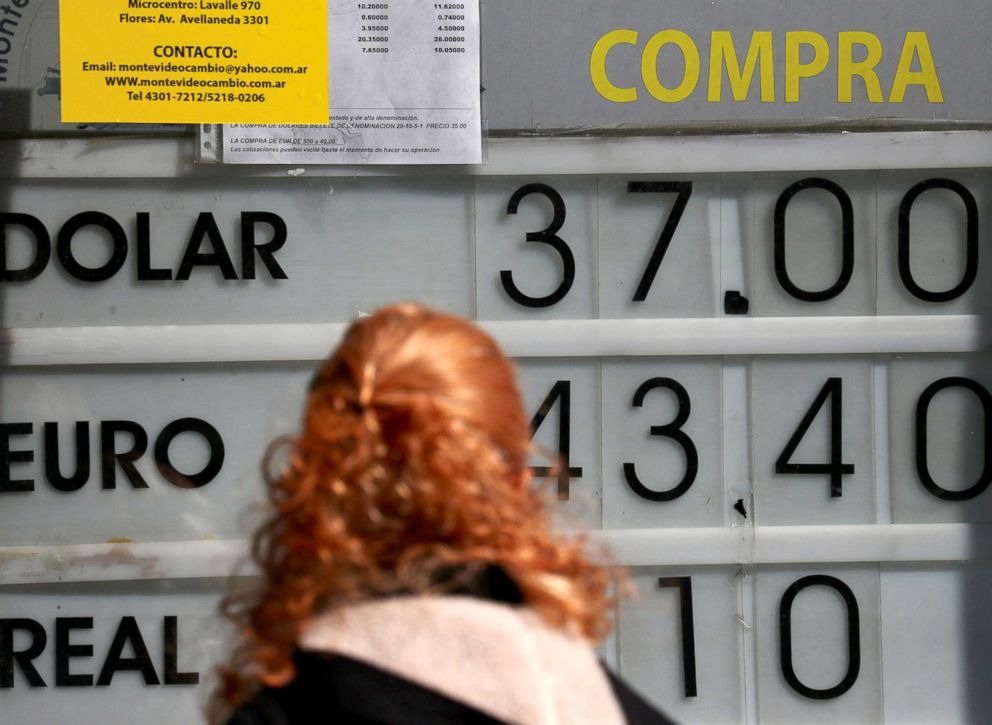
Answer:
[
  {"left": 357, "top": 2, "right": 390, "bottom": 54},
  {"left": 434, "top": 3, "right": 467, "bottom": 54},
  {"left": 352, "top": 2, "right": 467, "bottom": 55}
]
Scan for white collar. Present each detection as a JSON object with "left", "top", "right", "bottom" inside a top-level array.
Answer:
[{"left": 300, "top": 596, "right": 624, "bottom": 725}]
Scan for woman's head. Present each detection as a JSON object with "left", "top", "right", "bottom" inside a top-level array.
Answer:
[
  {"left": 214, "top": 304, "right": 611, "bottom": 716},
  {"left": 312, "top": 302, "right": 530, "bottom": 473},
  {"left": 286, "top": 303, "right": 537, "bottom": 581}
]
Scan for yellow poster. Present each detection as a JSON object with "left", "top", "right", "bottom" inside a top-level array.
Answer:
[{"left": 59, "top": 0, "right": 328, "bottom": 123}]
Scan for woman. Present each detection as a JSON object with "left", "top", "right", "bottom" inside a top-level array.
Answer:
[{"left": 213, "top": 303, "right": 672, "bottom": 724}]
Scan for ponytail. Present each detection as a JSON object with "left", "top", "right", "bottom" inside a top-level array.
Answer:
[{"left": 211, "top": 304, "right": 613, "bottom": 721}]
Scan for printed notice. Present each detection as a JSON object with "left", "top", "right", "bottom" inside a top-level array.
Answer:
[
  {"left": 59, "top": 0, "right": 328, "bottom": 123},
  {"left": 221, "top": 0, "right": 481, "bottom": 165}
]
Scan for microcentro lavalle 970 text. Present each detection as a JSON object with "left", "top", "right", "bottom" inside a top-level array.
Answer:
[{"left": 127, "top": 0, "right": 251, "bottom": 10}]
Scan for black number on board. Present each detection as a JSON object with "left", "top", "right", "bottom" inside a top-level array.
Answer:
[
  {"left": 915, "top": 376, "right": 992, "bottom": 501},
  {"left": 529, "top": 380, "right": 583, "bottom": 500},
  {"left": 500, "top": 183, "right": 575, "bottom": 307},
  {"left": 775, "top": 377, "right": 854, "bottom": 498},
  {"left": 780, "top": 575, "right": 861, "bottom": 699},
  {"left": 774, "top": 178, "right": 854, "bottom": 302},
  {"left": 659, "top": 576, "right": 697, "bottom": 698},
  {"left": 627, "top": 181, "right": 693, "bottom": 302},
  {"left": 898, "top": 178, "right": 979, "bottom": 303},
  {"left": 623, "top": 377, "right": 698, "bottom": 501},
  {"left": 496, "top": 177, "right": 986, "bottom": 309}
]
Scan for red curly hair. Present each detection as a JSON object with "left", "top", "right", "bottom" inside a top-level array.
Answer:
[{"left": 211, "top": 303, "right": 612, "bottom": 722}]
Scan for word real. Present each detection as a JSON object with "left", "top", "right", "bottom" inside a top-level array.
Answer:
[
  {"left": 1, "top": 616, "right": 198, "bottom": 688},
  {"left": 590, "top": 30, "right": 943, "bottom": 103}
]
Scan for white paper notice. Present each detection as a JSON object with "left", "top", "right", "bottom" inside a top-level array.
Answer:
[{"left": 222, "top": 0, "right": 481, "bottom": 165}]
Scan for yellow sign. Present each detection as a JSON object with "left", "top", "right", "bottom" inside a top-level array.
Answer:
[{"left": 59, "top": 0, "right": 328, "bottom": 123}]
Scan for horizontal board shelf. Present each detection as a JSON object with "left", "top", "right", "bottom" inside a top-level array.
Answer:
[
  {"left": 4, "top": 523, "right": 991, "bottom": 585},
  {"left": 3, "top": 131, "right": 992, "bottom": 179},
  {"left": 2, "top": 315, "right": 987, "bottom": 366}
]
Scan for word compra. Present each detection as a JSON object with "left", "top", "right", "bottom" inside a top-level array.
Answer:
[{"left": 590, "top": 30, "right": 943, "bottom": 103}]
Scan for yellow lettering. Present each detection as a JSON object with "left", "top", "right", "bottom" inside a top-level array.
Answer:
[
  {"left": 589, "top": 29, "right": 639, "bottom": 103},
  {"left": 890, "top": 31, "right": 943, "bottom": 103},
  {"left": 785, "top": 31, "right": 830, "bottom": 102},
  {"left": 838, "top": 31, "right": 883, "bottom": 102},
  {"left": 641, "top": 29, "right": 700, "bottom": 103},
  {"left": 708, "top": 30, "right": 774, "bottom": 102}
]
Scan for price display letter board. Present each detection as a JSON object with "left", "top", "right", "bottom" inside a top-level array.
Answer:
[{"left": 2, "top": 141, "right": 992, "bottom": 724}]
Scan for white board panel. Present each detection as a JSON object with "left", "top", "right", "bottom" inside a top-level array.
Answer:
[
  {"left": 0, "top": 579, "right": 227, "bottom": 725},
  {"left": 517, "top": 359, "right": 602, "bottom": 529},
  {"left": 475, "top": 177, "right": 598, "bottom": 320},
  {"left": 750, "top": 358, "right": 875, "bottom": 526},
  {"left": 1, "top": 179, "right": 475, "bottom": 328},
  {"left": 3, "top": 144, "right": 992, "bottom": 723},
  {"left": 876, "top": 170, "right": 992, "bottom": 316},
  {"left": 618, "top": 566, "right": 744, "bottom": 724},
  {"left": 602, "top": 359, "right": 724, "bottom": 529},
  {"left": 879, "top": 563, "right": 992, "bottom": 724},
  {"left": 597, "top": 176, "right": 719, "bottom": 318},
  {"left": 889, "top": 354, "right": 992, "bottom": 524},
  {"left": 754, "top": 565, "right": 882, "bottom": 724},
  {"left": 0, "top": 364, "right": 311, "bottom": 546},
  {"left": 748, "top": 173, "right": 877, "bottom": 317}
]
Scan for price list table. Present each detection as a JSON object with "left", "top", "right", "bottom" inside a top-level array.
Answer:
[
  {"left": 2, "top": 131, "right": 992, "bottom": 724},
  {"left": 351, "top": 1, "right": 469, "bottom": 54},
  {"left": 221, "top": 0, "right": 482, "bottom": 164}
]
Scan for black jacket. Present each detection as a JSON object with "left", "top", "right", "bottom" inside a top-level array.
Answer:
[
  {"left": 228, "top": 649, "right": 673, "bottom": 725},
  {"left": 228, "top": 569, "right": 674, "bottom": 725}
]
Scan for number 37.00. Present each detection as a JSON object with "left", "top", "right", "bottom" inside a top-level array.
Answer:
[{"left": 500, "top": 179, "right": 978, "bottom": 306}]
